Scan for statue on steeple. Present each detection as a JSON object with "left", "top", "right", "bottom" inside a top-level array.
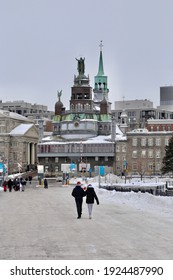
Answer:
[
  {"left": 57, "top": 90, "right": 62, "bottom": 102},
  {"left": 75, "top": 57, "right": 85, "bottom": 75}
]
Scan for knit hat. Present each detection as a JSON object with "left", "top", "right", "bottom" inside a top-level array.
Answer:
[
  {"left": 87, "top": 184, "right": 93, "bottom": 188},
  {"left": 77, "top": 181, "right": 81, "bottom": 186}
]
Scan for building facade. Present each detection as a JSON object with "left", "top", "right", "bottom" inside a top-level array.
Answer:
[
  {"left": 37, "top": 46, "right": 123, "bottom": 176},
  {"left": 0, "top": 110, "right": 38, "bottom": 175}
]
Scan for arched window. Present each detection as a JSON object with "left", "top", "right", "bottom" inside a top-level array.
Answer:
[{"left": 71, "top": 104, "right": 74, "bottom": 111}]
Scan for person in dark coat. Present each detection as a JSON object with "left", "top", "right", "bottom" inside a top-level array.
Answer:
[
  {"left": 7, "top": 179, "right": 13, "bottom": 192},
  {"left": 72, "top": 181, "right": 86, "bottom": 219},
  {"left": 44, "top": 178, "right": 48, "bottom": 189},
  {"left": 85, "top": 184, "right": 99, "bottom": 219}
]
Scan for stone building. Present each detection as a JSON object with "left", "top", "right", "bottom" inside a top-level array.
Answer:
[
  {"left": 125, "top": 128, "right": 172, "bottom": 176},
  {"left": 37, "top": 46, "right": 124, "bottom": 176},
  {"left": 0, "top": 110, "right": 38, "bottom": 175}
]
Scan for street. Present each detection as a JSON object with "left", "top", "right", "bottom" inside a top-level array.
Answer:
[{"left": 0, "top": 179, "right": 173, "bottom": 260}]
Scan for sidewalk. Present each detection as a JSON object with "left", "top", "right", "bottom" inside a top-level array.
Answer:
[{"left": 1, "top": 180, "right": 173, "bottom": 260}]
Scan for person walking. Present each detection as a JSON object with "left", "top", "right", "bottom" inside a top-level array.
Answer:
[
  {"left": 44, "top": 178, "right": 48, "bottom": 189},
  {"left": 3, "top": 180, "right": 7, "bottom": 192},
  {"left": 85, "top": 184, "right": 99, "bottom": 219},
  {"left": 7, "top": 178, "right": 13, "bottom": 192},
  {"left": 72, "top": 181, "right": 86, "bottom": 219}
]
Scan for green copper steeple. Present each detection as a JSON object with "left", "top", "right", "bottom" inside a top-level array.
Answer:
[
  {"left": 93, "top": 41, "right": 109, "bottom": 104},
  {"left": 97, "top": 41, "right": 104, "bottom": 76}
]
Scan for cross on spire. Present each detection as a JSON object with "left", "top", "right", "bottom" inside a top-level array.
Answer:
[{"left": 99, "top": 40, "right": 103, "bottom": 51}]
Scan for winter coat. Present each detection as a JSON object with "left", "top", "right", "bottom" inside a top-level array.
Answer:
[
  {"left": 86, "top": 187, "right": 99, "bottom": 204},
  {"left": 44, "top": 179, "right": 48, "bottom": 187},
  {"left": 7, "top": 179, "right": 13, "bottom": 188},
  {"left": 72, "top": 185, "right": 86, "bottom": 201}
]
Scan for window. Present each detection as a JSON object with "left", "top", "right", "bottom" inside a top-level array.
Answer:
[
  {"left": 122, "top": 145, "right": 126, "bottom": 152},
  {"left": 148, "top": 138, "right": 153, "bottom": 146},
  {"left": 122, "top": 155, "right": 126, "bottom": 161},
  {"left": 132, "top": 150, "right": 137, "bottom": 158},
  {"left": 165, "top": 138, "right": 169, "bottom": 146},
  {"left": 156, "top": 150, "right": 161, "bottom": 158},
  {"left": 141, "top": 138, "right": 146, "bottom": 146},
  {"left": 116, "top": 156, "right": 120, "bottom": 161},
  {"left": 156, "top": 138, "right": 161, "bottom": 146},
  {"left": 148, "top": 150, "right": 153, "bottom": 158},
  {"left": 55, "top": 166, "right": 59, "bottom": 172},
  {"left": 45, "top": 166, "right": 49, "bottom": 172},
  {"left": 141, "top": 150, "right": 146, "bottom": 158},
  {"left": 132, "top": 162, "right": 137, "bottom": 170},
  {"left": 45, "top": 158, "right": 48, "bottom": 163},
  {"left": 116, "top": 145, "right": 120, "bottom": 152},
  {"left": 132, "top": 138, "right": 137, "bottom": 146},
  {"left": 148, "top": 163, "right": 152, "bottom": 170},
  {"left": 95, "top": 156, "right": 98, "bottom": 161},
  {"left": 55, "top": 157, "right": 59, "bottom": 163}
]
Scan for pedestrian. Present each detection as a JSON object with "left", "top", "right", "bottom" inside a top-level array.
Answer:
[
  {"left": 20, "top": 178, "right": 25, "bottom": 192},
  {"left": 3, "top": 181, "right": 7, "bottom": 192},
  {"left": 3, "top": 180, "right": 7, "bottom": 192},
  {"left": 7, "top": 179, "right": 13, "bottom": 192},
  {"left": 29, "top": 175, "right": 32, "bottom": 184},
  {"left": 44, "top": 178, "right": 48, "bottom": 189},
  {"left": 72, "top": 181, "right": 86, "bottom": 219},
  {"left": 85, "top": 184, "right": 99, "bottom": 219}
]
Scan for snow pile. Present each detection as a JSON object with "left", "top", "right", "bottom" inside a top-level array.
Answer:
[
  {"left": 97, "top": 187, "right": 173, "bottom": 218},
  {"left": 89, "top": 174, "right": 123, "bottom": 184}
]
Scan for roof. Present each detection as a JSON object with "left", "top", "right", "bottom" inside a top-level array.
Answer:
[
  {"left": 0, "top": 109, "right": 32, "bottom": 122},
  {"left": 9, "top": 124, "right": 34, "bottom": 136},
  {"left": 40, "top": 124, "right": 126, "bottom": 144}
]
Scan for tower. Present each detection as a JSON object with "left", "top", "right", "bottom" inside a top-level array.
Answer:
[
  {"left": 93, "top": 41, "right": 110, "bottom": 111},
  {"left": 70, "top": 57, "right": 93, "bottom": 112}
]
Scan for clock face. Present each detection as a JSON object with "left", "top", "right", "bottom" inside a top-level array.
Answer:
[{"left": 74, "top": 121, "right": 79, "bottom": 127}]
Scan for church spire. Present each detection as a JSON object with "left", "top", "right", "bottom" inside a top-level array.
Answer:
[{"left": 97, "top": 41, "right": 104, "bottom": 76}]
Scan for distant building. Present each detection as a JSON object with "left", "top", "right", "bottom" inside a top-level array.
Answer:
[
  {"left": 125, "top": 128, "right": 172, "bottom": 176},
  {"left": 113, "top": 98, "right": 173, "bottom": 128},
  {"left": 0, "top": 100, "right": 54, "bottom": 120},
  {"left": 160, "top": 86, "right": 173, "bottom": 108},
  {"left": 147, "top": 118, "right": 173, "bottom": 132}
]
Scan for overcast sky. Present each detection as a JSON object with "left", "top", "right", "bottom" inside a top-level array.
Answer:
[{"left": 1, "top": 0, "right": 173, "bottom": 111}]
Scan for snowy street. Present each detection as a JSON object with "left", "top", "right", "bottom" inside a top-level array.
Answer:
[{"left": 0, "top": 179, "right": 173, "bottom": 260}]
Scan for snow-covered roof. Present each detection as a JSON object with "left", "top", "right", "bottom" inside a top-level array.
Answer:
[
  {"left": 9, "top": 124, "right": 34, "bottom": 135},
  {"left": 0, "top": 109, "right": 32, "bottom": 122}
]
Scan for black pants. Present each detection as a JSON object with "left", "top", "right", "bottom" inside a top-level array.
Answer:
[{"left": 75, "top": 199, "right": 83, "bottom": 218}]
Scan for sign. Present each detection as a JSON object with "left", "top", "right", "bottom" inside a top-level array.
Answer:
[
  {"left": 100, "top": 166, "right": 105, "bottom": 176},
  {"left": 37, "top": 165, "right": 44, "bottom": 173}
]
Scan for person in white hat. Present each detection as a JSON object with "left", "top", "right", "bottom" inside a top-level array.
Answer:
[
  {"left": 72, "top": 181, "right": 86, "bottom": 219},
  {"left": 85, "top": 184, "right": 99, "bottom": 219}
]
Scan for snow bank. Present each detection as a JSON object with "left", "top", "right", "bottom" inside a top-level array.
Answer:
[{"left": 97, "top": 187, "right": 173, "bottom": 218}]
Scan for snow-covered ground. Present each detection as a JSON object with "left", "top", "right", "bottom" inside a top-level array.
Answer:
[{"left": 1, "top": 173, "right": 173, "bottom": 220}]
